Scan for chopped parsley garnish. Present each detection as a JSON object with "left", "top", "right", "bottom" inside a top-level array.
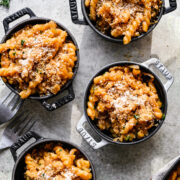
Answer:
[
  {"left": 125, "top": 135, "right": 131, "bottom": 141},
  {"left": 162, "top": 113, "right": 165, "bottom": 120},
  {"left": 22, "top": 51, "right": 25, "bottom": 54},
  {"left": 59, "top": 149, "right": 62, "bottom": 151},
  {"left": 13, "top": 51, "right": 16, "bottom": 56},
  {"left": 134, "top": 114, "right": 140, "bottom": 119},
  {"left": 0, "top": 0, "right": 10, "bottom": 8},
  {"left": 21, "top": 40, "right": 25, "bottom": 46},
  {"left": 42, "top": 173, "right": 45, "bottom": 177},
  {"left": 93, "top": 86, "right": 97, "bottom": 91}
]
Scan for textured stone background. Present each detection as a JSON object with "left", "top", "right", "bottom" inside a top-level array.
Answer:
[{"left": 0, "top": 0, "right": 179, "bottom": 179}]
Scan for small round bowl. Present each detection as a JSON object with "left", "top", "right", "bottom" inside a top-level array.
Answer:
[
  {"left": 69, "top": 0, "right": 177, "bottom": 44},
  {"left": 76, "top": 58, "right": 174, "bottom": 149},
  {"left": 10, "top": 131, "right": 96, "bottom": 180},
  {"left": 1, "top": 8, "right": 79, "bottom": 111}
]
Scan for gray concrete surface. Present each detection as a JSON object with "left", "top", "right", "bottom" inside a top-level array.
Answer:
[{"left": 0, "top": 0, "right": 179, "bottom": 179}]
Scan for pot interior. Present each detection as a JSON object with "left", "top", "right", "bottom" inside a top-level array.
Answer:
[
  {"left": 13, "top": 139, "right": 95, "bottom": 180},
  {"left": 1, "top": 18, "right": 79, "bottom": 100},
  {"left": 81, "top": 0, "right": 164, "bottom": 42},
  {"left": 84, "top": 62, "right": 167, "bottom": 145}
]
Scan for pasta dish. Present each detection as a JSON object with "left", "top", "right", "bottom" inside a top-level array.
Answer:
[
  {"left": 87, "top": 65, "right": 163, "bottom": 142},
  {"left": 25, "top": 143, "right": 92, "bottom": 180},
  {"left": 85, "top": 0, "right": 162, "bottom": 44},
  {"left": 0, "top": 21, "right": 77, "bottom": 99}
]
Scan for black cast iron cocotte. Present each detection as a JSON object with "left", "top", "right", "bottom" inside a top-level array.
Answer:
[
  {"left": 76, "top": 58, "right": 174, "bottom": 149},
  {"left": 69, "top": 0, "right": 177, "bottom": 44},
  {"left": 162, "top": 157, "right": 180, "bottom": 180},
  {"left": 1, "top": 7, "right": 79, "bottom": 111},
  {"left": 10, "top": 131, "right": 96, "bottom": 180}
]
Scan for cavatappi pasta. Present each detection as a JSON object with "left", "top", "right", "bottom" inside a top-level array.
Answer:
[
  {"left": 85, "top": 0, "right": 162, "bottom": 44},
  {"left": 24, "top": 143, "right": 92, "bottom": 180},
  {"left": 0, "top": 21, "right": 77, "bottom": 99},
  {"left": 168, "top": 165, "right": 180, "bottom": 180},
  {"left": 87, "top": 65, "right": 163, "bottom": 142}
]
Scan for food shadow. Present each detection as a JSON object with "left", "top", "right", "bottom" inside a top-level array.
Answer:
[{"left": 75, "top": 28, "right": 157, "bottom": 180}]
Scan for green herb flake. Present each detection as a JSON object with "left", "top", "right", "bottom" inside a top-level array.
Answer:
[
  {"left": 22, "top": 51, "right": 25, "bottom": 54},
  {"left": 0, "top": 0, "right": 10, "bottom": 8},
  {"left": 42, "top": 173, "right": 45, "bottom": 177},
  {"left": 21, "top": 40, "right": 25, "bottom": 46},
  {"left": 162, "top": 113, "right": 165, "bottom": 120},
  {"left": 125, "top": 135, "right": 131, "bottom": 141},
  {"left": 59, "top": 149, "right": 62, "bottom": 152},
  {"left": 13, "top": 51, "right": 16, "bottom": 56},
  {"left": 134, "top": 114, "right": 140, "bottom": 120},
  {"left": 93, "top": 86, "right": 97, "bottom": 91},
  {"left": 40, "top": 30, "right": 43, "bottom": 34}
]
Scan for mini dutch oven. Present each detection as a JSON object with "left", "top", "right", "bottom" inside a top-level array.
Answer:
[
  {"left": 0, "top": 8, "right": 79, "bottom": 111},
  {"left": 69, "top": 0, "right": 177, "bottom": 43},
  {"left": 76, "top": 58, "right": 174, "bottom": 149},
  {"left": 151, "top": 156, "right": 180, "bottom": 180},
  {"left": 10, "top": 131, "right": 96, "bottom": 180}
]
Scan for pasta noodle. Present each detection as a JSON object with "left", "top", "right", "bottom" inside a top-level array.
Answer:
[
  {"left": 24, "top": 143, "right": 92, "bottom": 180},
  {"left": 87, "top": 65, "right": 163, "bottom": 142},
  {"left": 0, "top": 21, "right": 77, "bottom": 99},
  {"left": 85, "top": 0, "right": 162, "bottom": 44}
]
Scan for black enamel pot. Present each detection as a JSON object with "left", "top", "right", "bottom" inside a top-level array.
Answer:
[
  {"left": 69, "top": 0, "right": 177, "bottom": 43},
  {"left": 10, "top": 131, "right": 96, "bottom": 180},
  {"left": 162, "top": 157, "right": 180, "bottom": 180},
  {"left": 151, "top": 156, "right": 180, "bottom": 179},
  {"left": 76, "top": 58, "right": 174, "bottom": 149},
  {"left": 1, "top": 8, "right": 79, "bottom": 111}
]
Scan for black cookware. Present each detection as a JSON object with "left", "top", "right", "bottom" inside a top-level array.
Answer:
[
  {"left": 1, "top": 8, "right": 79, "bottom": 111},
  {"left": 69, "top": 0, "right": 177, "bottom": 43},
  {"left": 77, "top": 58, "right": 174, "bottom": 149},
  {"left": 10, "top": 131, "right": 96, "bottom": 180}
]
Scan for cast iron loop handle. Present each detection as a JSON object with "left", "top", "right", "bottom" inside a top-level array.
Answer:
[
  {"left": 10, "top": 131, "right": 42, "bottom": 161},
  {"left": 41, "top": 84, "right": 75, "bottom": 111},
  {"left": 3, "top": 7, "right": 36, "bottom": 33},
  {"left": 69, "top": 0, "right": 88, "bottom": 25},
  {"left": 142, "top": 58, "right": 174, "bottom": 92},
  {"left": 163, "top": 0, "right": 177, "bottom": 14},
  {"left": 77, "top": 114, "right": 109, "bottom": 149}
]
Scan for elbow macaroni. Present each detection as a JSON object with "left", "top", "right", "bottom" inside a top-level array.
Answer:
[
  {"left": 85, "top": 0, "right": 162, "bottom": 44},
  {"left": 0, "top": 21, "right": 77, "bottom": 99},
  {"left": 24, "top": 143, "right": 92, "bottom": 180},
  {"left": 87, "top": 65, "right": 163, "bottom": 142}
]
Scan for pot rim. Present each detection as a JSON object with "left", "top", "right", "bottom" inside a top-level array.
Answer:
[
  {"left": 162, "top": 157, "right": 180, "bottom": 180},
  {"left": 81, "top": 0, "right": 164, "bottom": 43},
  {"left": 83, "top": 61, "right": 168, "bottom": 145},
  {"left": 1, "top": 17, "right": 79, "bottom": 100},
  {"left": 12, "top": 138, "right": 96, "bottom": 180}
]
